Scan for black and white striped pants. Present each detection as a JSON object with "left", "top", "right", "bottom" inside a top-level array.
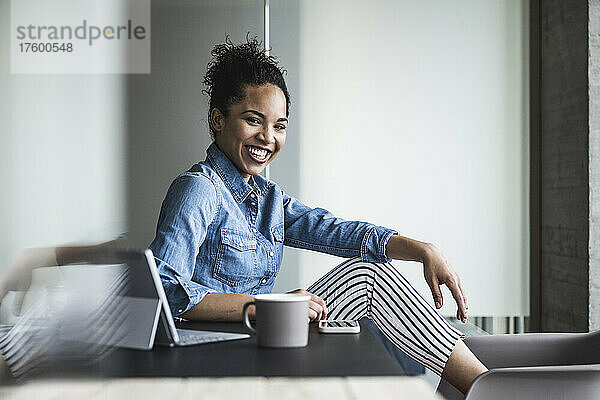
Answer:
[{"left": 307, "top": 256, "right": 464, "bottom": 376}]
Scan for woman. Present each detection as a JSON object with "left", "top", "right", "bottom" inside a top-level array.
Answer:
[{"left": 149, "top": 37, "right": 487, "bottom": 393}]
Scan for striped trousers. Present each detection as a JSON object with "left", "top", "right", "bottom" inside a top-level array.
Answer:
[{"left": 307, "top": 257, "right": 463, "bottom": 376}]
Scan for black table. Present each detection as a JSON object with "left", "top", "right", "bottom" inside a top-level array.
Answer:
[{"left": 86, "top": 318, "right": 405, "bottom": 378}]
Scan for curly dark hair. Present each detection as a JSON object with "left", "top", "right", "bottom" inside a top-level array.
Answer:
[{"left": 203, "top": 35, "right": 290, "bottom": 140}]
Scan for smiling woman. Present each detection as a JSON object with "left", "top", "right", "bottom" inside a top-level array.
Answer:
[{"left": 148, "top": 36, "right": 487, "bottom": 394}]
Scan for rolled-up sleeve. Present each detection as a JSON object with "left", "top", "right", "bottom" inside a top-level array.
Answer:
[
  {"left": 282, "top": 192, "right": 397, "bottom": 263},
  {"left": 149, "top": 173, "right": 219, "bottom": 316}
]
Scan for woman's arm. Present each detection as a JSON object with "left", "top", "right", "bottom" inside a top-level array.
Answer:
[
  {"left": 385, "top": 234, "right": 468, "bottom": 322},
  {"left": 181, "top": 293, "right": 256, "bottom": 321},
  {"left": 149, "top": 173, "right": 220, "bottom": 317},
  {"left": 281, "top": 191, "right": 396, "bottom": 263},
  {"left": 181, "top": 291, "right": 326, "bottom": 322}
]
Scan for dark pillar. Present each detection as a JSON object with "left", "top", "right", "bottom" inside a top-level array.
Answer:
[{"left": 537, "top": 0, "right": 592, "bottom": 332}]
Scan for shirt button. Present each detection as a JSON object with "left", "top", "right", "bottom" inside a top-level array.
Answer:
[
  {"left": 178, "top": 309, "right": 183, "bottom": 313},
  {"left": 261, "top": 278, "right": 267, "bottom": 284},
  {"left": 251, "top": 228, "right": 256, "bottom": 233},
  {"left": 251, "top": 202, "right": 256, "bottom": 206},
  {"left": 250, "top": 193, "right": 255, "bottom": 198},
  {"left": 268, "top": 251, "right": 274, "bottom": 257}
]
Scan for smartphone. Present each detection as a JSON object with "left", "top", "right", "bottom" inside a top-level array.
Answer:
[{"left": 318, "top": 320, "right": 360, "bottom": 334}]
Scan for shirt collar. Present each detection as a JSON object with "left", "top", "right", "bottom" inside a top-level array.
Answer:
[{"left": 206, "top": 142, "right": 266, "bottom": 203}]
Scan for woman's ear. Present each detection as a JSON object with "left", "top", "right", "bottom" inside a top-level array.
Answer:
[{"left": 210, "top": 108, "right": 225, "bottom": 133}]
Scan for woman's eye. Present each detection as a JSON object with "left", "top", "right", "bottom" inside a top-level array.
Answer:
[
  {"left": 275, "top": 124, "right": 287, "bottom": 131},
  {"left": 246, "top": 117, "right": 260, "bottom": 125}
]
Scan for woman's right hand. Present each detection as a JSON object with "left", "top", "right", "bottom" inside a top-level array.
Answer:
[{"left": 287, "top": 288, "right": 328, "bottom": 321}]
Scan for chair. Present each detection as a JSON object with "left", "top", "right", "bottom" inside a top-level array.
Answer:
[{"left": 437, "top": 331, "right": 600, "bottom": 400}]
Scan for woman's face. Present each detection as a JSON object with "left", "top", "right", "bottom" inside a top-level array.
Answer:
[{"left": 212, "top": 84, "right": 287, "bottom": 182}]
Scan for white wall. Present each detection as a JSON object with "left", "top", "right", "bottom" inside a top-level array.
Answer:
[
  {"left": 0, "top": 0, "right": 127, "bottom": 271},
  {"left": 294, "top": 0, "right": 530, "bottom": 317},
  {"left": 0, "top": 0, "right": 12, "bottom": 271}
]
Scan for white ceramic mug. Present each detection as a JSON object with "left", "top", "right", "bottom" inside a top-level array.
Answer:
[{"left": 242, "top": 293, "right": 311, "bottom": 348}]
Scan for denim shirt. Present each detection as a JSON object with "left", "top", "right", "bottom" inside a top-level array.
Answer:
[{"left": 149, "top": 142, "right": 397, "bottom": 316}]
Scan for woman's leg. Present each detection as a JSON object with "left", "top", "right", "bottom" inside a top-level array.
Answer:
[
  {"left": 307, "top": 257, "right": 486, "bottom": 393},
  {"left": 443, "top": 339, "right": 488, "bottom": 394}
]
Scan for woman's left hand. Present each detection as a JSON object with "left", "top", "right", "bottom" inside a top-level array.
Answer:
[
  {"left": 287, "top": 288, "right": 328, "bottom": 321},
  {"left": 422, "top": 244, "right": 468, "bottom": 322},
  {"left": 385, "top": 235, "right": 469, "bottom": 323}
]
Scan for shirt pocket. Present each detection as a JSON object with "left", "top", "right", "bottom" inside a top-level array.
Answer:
[
  {"left": 271, "top": 222, "right": 284, "bottom": 243},
  {"left": 213, "top": 228, "right": 258, "bottom": 286},
  {"left": 270, "top": 222, "right": 285, "bottom": 274}
]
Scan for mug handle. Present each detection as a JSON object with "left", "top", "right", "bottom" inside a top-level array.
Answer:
[{"left": 242, "top": 301, "right": 257, "bottom": 334}]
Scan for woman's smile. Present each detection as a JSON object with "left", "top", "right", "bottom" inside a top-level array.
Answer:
[{"left": 244, "top": 144, "right": 272, "bottom": 164}]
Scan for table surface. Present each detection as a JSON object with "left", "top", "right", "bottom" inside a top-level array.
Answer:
[{"left": 43, "top": 319, "right": 406, "bottom": 379}]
